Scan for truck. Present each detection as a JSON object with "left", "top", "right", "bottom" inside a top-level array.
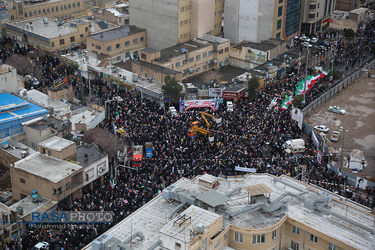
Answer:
[
  {"left": 283, "top": 139, "right": 305, "bottom": 154},
  {"left": 132, "top": 145, "right": 143, "bottom": 167},
  {"left": 145, "top": 142, "right": 153, "bottom": 158}
]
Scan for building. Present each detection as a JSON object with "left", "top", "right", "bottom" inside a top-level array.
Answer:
[
  {"left": 335, "top": 0, "right": 375, "bottom": 11},
  {"left": 22, "top": 116, "right": 71, "bottom": 151},
  {"left": 69, "top": 107, "right": 104, "bottom": 133},
  {"left": 7, "top": 0, "right": 106, "bottom": 22},
  {"left": 132, "top": 34, "right": 230, "bottom": 82},
  {"left": 299, "top": 0, "right": 336, "bottom": 35},
  {"left": 0, "top": 201, "right": 22, "bottom": 248},
  {"left": 47, "top": 84, "right": 74, "bottom": 102},
  {"left": 37, "top": 136, "right": 76, "bottom": 160},
  {"left": 129, "top": 0, "right": 224, "bottom": 50},
  {"left": 84, "top": 174, "right": 375, "bottom": 250},
  {"left": 330, "top": 8, "right": 371, "bottom": 31},
  {"left": 0, "top": 64, "right": 23, "bottom": 94},
  {"left": 86, "top": 25, "right": 146, "bottom": 64},
  {"left": 229, "top": 38, "right": 287, "bottom": 70},
  {"left": 11, "top": 152, "right": 83, "bottom": 201},
  {"left": 0, "top": 138, "right": 36, "bottom": 170},
  {"left": 90, "top": 2, "right": 129, "bottom": 26},
  {"left": 0, "top": 92, "right": 49, "bottom": 139}
]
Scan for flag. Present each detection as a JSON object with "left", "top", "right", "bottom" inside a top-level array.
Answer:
[
  {"left": 110, "top": 177, "right": 115, "bottom": 190},
  {"left": 281, "top": 95, "right": 293, "bottom": 110},
  {"left": 338, "top": 168, "right": 342, "bottom": 176}
]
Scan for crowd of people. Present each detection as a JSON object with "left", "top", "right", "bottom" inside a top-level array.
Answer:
[{"left": 2, "top": 21, "right": 375, "bottom": 250}]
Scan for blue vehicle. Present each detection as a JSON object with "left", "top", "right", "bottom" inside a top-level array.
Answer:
[{"left": 145, "top": 142, "right": 153, "bottom": 158}]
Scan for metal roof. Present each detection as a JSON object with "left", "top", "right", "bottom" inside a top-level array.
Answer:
[
  {"left": 243, "top": 184, "right": 272, "bottom": 196},
  {"left": 195, "top": 190, "right": 229, "bottom": 207}
]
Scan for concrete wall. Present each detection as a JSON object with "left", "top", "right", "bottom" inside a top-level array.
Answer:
[
  {"left": 190, "top": 0, "right": 214, "bottom": 39},
  {"left": 24, "top": 126, "right": 52, "bottom": 150},
  {"left": 223, "top": 0, "right": 240, "bottom": 43},
  {"left": 130, "top": 0, "right": 180, "bottom": 50},
  {"left": 0, "top": 65, "right": 21, "bottom": 94},
  {"left": 37, "top": 143, "right": 76, "bottom": 160},
  {"left": 47, "top": 85, "right": 74, "bottom": 102},
  {"left": 83, "top": 157, "right": 108, "bottom": 186}
]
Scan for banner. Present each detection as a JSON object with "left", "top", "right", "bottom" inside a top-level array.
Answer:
[
  {"left": 291, "top": 107, "right": 303, "bottom": 130},
  {"left": 235, "top": 166, "right": 257, "bottom": 173},
  {"left": 54, "top": 76, "right": 68, "bottom": 88},
  {"left": 281, "top": 95, "right": 293, "bottom": 110},
  {"left": 183, "top": 99, "right": 217, "bottom": 111},
  {"left": 209, "top": 88, "right": 223, "bottom": 97},
  {"left": 311, "top": 131, "right": 319, "bottom": 149},
  {"left": 356, "top": 177, "right": 367, "bottom": 189}
]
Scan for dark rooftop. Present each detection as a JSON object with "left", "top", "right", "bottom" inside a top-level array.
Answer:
[
  {"left": 68, "top": 144, "right": 107, "bottom": 168},
  {"left": 133, "top": 60, "right": 180, "bottom": 75},
  {"left": 89, "top": 26, "right": 146, "bottom": 42},
  {"left": 156, "top": 40, "right": 211, "bottom": 63},
  {"left": 27, "top": 117, "right": 71, "bottom": 132},
  {"left": 141, "top": 47, "right": 159, "bottom": 54}
]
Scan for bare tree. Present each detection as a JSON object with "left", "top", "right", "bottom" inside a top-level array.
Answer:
[
  {"left": 5, "top": 54, "right": 32, "bottom": 76},
  {"left": 83, "top": 127, "right": 126, "bottom": 159},
  {"left": 202, "top": 70, "right": 224, "bottom": 84}
]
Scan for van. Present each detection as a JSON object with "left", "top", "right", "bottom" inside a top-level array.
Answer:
[
  {"left": 285, "top": 145, "right": 305, "bottom": 155},
  {"left": 227, "top": 101, "right": 233, "bottom": 112},
  {"left": 283, "top": 139, "right": 305, "bottom": 149},
  {"left": 169, "top": 106, "right": 178, "bottom": 116}
]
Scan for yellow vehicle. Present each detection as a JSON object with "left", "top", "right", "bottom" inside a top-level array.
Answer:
[{"left": 187, "top": 112, "right": 221, "bottom": 139}]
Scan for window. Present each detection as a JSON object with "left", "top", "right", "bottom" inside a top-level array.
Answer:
[
  {"left": 70, "top": 36, "right": 75, "bottom": 42},
  {"left": 252, "top": 234, "right": 265, "bottom": 244},
  {"left": 86, "top": 3, "right": 89, "bottom": 8},
  {"left": 291, "top": 240, "right": 299, "bottom": 250},
  {"left": 80, "top": 34, "right": 83, "bottom": 38},
  {"left": 182, "top": 60, "right": 187, "bottom": 65},
  {"left": 196, "top": 67, "right": 200, "bottom": 73},
  {"left": 141, "top": 53, "right": 147, "bottom": 60},
  {"left": 308, "top": 13, "right": 315, "bottom": 18},
  {"left": 196, "top": 55, "right": 201, "bottom": 61},
  {"left": 309, "top": 234, "right": 318, "bottom": 243},
  {"left": 93, "top": 1, "right": 96, "bottom": 6},
  {"left": 48, "top": 150, "right": 52, "bottom": 156},
  {"left": 292, "top": 225, "right": 300, "bottom": 235},
  {"left": 2, "top": 215, "right": 8, "bottom": 223},
  {"left": 85, "top": 27, "right": 88, "bottom": 32},
  {"left": 116, "top": 56, "right": 121, "bottom": 61},
  {"left": 133, "top": 38, "right": 138, "bottom": 44},
  {"left": 272, "top": 229, "right": 277, "bottom": 240},
  {"left": 73, "top": 3, "right": 76, "bottom": 7},
  {"left": 278, "top": 6, "right": 283, "bottom": 17},
  {"left": 140, "top": 36, "right": 144, "bottom": 42},
  {"left": 55, "top": 6, "right": 59, "bottom": 11},
  {"left": 279, "top": 0, "right": 283, "bottom": 3},
  {"left": 77, "top": 1, "right": 80, "bottom": 7},
  {"left": 64, "top": 4, "right": 67, "bottom": 10},
  {"left": 309, "top": 4, "right": 316, "bottom": 9},
  {"left": 116, "top": 43, "right": 120, "bottom": 49},
  {"left": 51, "top": 42, "right": 55, "bottom": 47},
  {"left": 209, "top": 50, "right": 213, "bottom": 56},
  {"left": 68, "top": 3, "right": 71, "bottom": 9},
  {"left": 276, "top": 32, "right": 281, "bottom": 39},
  {"left": 66, "top": 182, "right": 71, "bottom": 190},
  {"left": 29, "top": 11, "right": 32, "bottom": 16},
  {"left": 60, "top": 39, "right": 65, "bottom": 45},
  {"left": 20, "top": 178, "right": 25, "bottom": 184},
  {"left": 203, "top": 52, "right": 207, "bottom": 58},
  {"left": 38, "top": 9, "right": 41, "bottom": 15},
  {"left": 234, "top": 232, "right": 243, "bottom": 243},
  {"left": 277, "top": 19, "right": 282, "bottom": 30},
  {"left": 214, "top": 239, "right": 220, "bottom": 248},
  {"left": 125, "top": 41, "right": 130, "bottom": 46},
  {"left": 176, "top": 62, "right": 180, "bottom": 68},
  {"left": 328, "top": 243, "right": 337, "bottom": 250},
  {"left": 107, "top": 46, "right": 112, "bottom": 51},
  {"left": 31, "top": 142, "right": 37, "bottom": 149},
  {"left": 175, "top": 242, "right": 181, "bottom": 248},
  {"left": 43, "top": 9, "right": 46, "bottom": 14},
  {"left": 225, "top": 47, "right": 229, "bottom": 52},
  {"left": 224, "top": 232, "right": 228, "bottom": 239},
  {"left": 51, "top": 7, "right": 54, "bottom": 12},
  {"left": 203, "top": 65, "right": 207, "bottom": 70}
]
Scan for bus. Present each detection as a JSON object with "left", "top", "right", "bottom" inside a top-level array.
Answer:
[{"left": 132, "top": 145, "right": 143, "bottom": 167}]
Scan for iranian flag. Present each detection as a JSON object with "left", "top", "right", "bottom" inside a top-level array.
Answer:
[
  {"left": 295, "top": 72, "right": 328, "bottom": 96},
  {"left": 110, "top": 177, "right": 115, "bottom": 190},
  {"left": 281, "top": 95, "right": 293, "bottom": 110}
]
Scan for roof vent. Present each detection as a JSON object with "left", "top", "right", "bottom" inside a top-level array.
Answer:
[
  {"left": 21, "top": 151, "right": 28, "bottom": 158},
  {"left": 2, "top": 142, "right": 9, "bottom": 149},
  {"left": 84, "top": 153, "right": 89, "bottom": 161},
  {"left": 196, "top": 223, "right": 204, "bottom": 234}
]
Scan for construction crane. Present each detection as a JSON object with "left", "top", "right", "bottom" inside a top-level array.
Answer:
[
  {"left": 200, "top": 112, "right": 222, "bottom": 129},
  {"left": 187, "top": 112, "right": 221, "bottom": 140}
]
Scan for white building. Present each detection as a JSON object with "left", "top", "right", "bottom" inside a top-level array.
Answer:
[{"left": 0, "top": 64, "right": 23, "bottom": 94}]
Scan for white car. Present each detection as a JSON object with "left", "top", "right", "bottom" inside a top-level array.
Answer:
[
  {"left": 330, "top": 131, "right": 340, "bottom": 142},
  {"left": 302, "top": 42, "right": 312, "bottom": 48},
  {"left": 31, "top": 241, "right": 49, "bottom": 250},
  {"left": 169, "top": 106, "right": 178, "bottom": 116},
  {"left": 314, "top": 125, "right": 329, "bottom": 133},
  {"left": 304, "top": 38, "right": 311, "bottom": 42},
  {"left": 329, "top": 106, "right": 346, "bottom": 114},
  {"left": 310, "top": 37, "right": 318, "bottom": 43}
]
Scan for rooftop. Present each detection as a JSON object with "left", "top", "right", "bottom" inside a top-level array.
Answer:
[
  {"left": 69, "top": 108, "right": 101, "bottom": 131},
  {"left": 14, "top": 152, "right": 82, "bottom": 183},
  {"left": 0, "top": 138, "right": 36, "bottom": 159},
  {"left": 38, "top": 136, "right": 75, "bottom": 152},
  {"left": 83, "top": 174, "right": 375, "bottom": 250},
  {"left": 349, "top": 7, "right": 368, "bottom": 15},
  {"left": 132, "top": 60, "right": 180, "bottom": 75},
  {"left": 26, "top": 117, "right": 71, "bottom": 132},
  {"left": 25, "top": 90, "right": 71, "bottom": 118},
  {"left": 68, "top": 143, "right": 107, "bottom": 168},
  {"left": 233, "top": 40, "right": 278, "bottom": 51},
  {"left": 89, "top": 25, "right": 145, "bottom": 42},
  {"left": 9, "top": 195, "right": 57, "bottom": 220}
]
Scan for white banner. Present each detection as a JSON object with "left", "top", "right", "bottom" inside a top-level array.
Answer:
[
  {"left": 183, "top": 99, "right": 217, "bottom": 110},
  {"left": 356, "top": 177, "right": 367, "bottom": 189},
  {"left": 235, "top": 166, "right": 257, "bottom": 173},
  {"left": 209, "top": 88, "right": 223, "bottom": 97},
  {"left": 291, "top": 107, "right": 303, "bottom": 130}
]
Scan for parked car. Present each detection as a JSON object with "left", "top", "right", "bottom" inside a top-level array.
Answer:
[
  {"left": 32, "top": 241, "right": 49, "bottom": 250},
  {"left": 302, "top": 42, "right": 312, "bottom": 48},
  {"left": 330, "top": 131, "right": 340, "bottom": 142},
  {"left": 310, "top": 37, "right": 318, "bottom": 43},
  {"left": 314, "top": 125, "right": 329, "bottom": 133},
  {"left": 329, "top": 106, "right": 346, "bottom": 114},
  {"left": 25, "top": 75, "right": 39, "bottom": 85}
]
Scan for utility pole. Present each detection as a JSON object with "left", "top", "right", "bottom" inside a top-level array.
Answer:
[
  {"left": 297, "top": 50, "right": 301, "bottom": 75},
  {"left": 303, "top": 48, "right": 309, "bottom": 104}
]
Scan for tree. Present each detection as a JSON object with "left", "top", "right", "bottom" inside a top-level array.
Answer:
[
  {"left": 247, "top": 76, "right": 260, "bottom": 101},
  {"left": 202, "top": 70, "right": 223, "bottom": 84},
  {"left": 291, "top": 95, "right": 304, "bottom": 108},
  {"left": 162, "top": 76, "right": 182, "bottom": 103},
  {"left": 343, "top": 28, "right": 355, "bottom": 39},
  {"left": 5, "top": 54, "right": 32, "bottom": 76}
]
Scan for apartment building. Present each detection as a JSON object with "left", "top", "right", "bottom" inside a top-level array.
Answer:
[
  {"left": 129, "top": 0, "right": 224, "bottom": 50},
  {"left": 7, "top": 0, "right": 106, "bottom": 21},
  {"left": 0, "top": 64, "right": 22, "bottom": 94},
  {"left": 299, "top": 0, "right": 336, "bottom": 35},
  {"left": 86, "top": 25, "right": 146, "bottom": 64},
  {"left": 132, "top": 34, "right": 230, "bottom": 82},
  {"left": 336, "top": 0, "right": 375, "bottom": 11},
  {"left": 84, "top": 174, "right": 375, "bottom": 250},
  {"left": 90, "top": 3, "right": 129, "bottom": 26}
]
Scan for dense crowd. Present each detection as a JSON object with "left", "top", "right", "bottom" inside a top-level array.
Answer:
[{"left": 2, "top": 21, "right": 375, "bottom": 250}]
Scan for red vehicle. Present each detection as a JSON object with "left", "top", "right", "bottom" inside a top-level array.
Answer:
[{"left": 132, "top": 145, "right": 143, "bottom": 167}]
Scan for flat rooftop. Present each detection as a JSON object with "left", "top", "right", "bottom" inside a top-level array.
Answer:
[
  {"left": 233, "top": 40, "right": 278, "bottom": 51},
  {"left": 68, "top": 144, "right": 107, "bottom": 168},
  {"left": 69, "top": 108, "right": 101, "bottom": 130},
  {"left": 38, "top": 136, "right": 75, "bottom": 151},
  {"left": 9, "top": 195, "right": 57, "bottom": 220},
  {"left": 14, "top": 152, "right": 82, "bottom": 183},
  {"left": 0, "top": 138, "right": 36, "bottom": 159},
  {"left": 26, "top": 90, "right": 71, "bottom": 117},
  {"left": 83, "top": 174, "right": 375, "bottom": 250},
  {"left": 89, "top": 25, "right": 145, "bottom": 42}
]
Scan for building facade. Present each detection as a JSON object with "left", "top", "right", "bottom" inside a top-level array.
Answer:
[
  {"left": 7, "top": 0, "right": 107, "bottom": 22},
  {"left": 132, "top": 35, "right": 230, "bottom": 82},
  {"left": 335, "top": 0, "right": 375, "bottom": 11},
  {"left": 129, "top": 0, "right": 224, "bottom": 50},
  {"left": 86, "top": 25, "right": 146, "bottom": 64},
  {"left": 0, "top": 64, "right": 22, "bottom": 94},
  {"left": 299, "top": 0, "right": 336, "bottom": 35}
]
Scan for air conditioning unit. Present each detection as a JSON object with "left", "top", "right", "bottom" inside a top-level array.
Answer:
[
  {"left": 21, "top": 151, "right": 27, "bottom": 158},
  {"left": 206, "top": 60, "right": 211, "bottom": 64},
  {"left": 98, "top": 166, "right": 106, "bottom": 173}
]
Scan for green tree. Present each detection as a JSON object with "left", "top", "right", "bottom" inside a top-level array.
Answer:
[
  {"left": 343, "top": 28, "right": 355, "bottom": 39},
  {"left": 162, "top": 76, "right": 182, "bottom": 103},
  {"left": 247, "top": 76, "right": 260, "bottom": 101},
  {"left": 291, "top": 95, "right": 304, "bottom": 108}
]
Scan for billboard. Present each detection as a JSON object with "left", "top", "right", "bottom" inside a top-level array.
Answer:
[
  {"left": 183, "top": 99, "right": 217, "bottom": 111},
  {"left": 209, "top": 88, "right": 223, "bottom": 97},
  {"left": 248, "top": 48, "right": 267, "bottom": 64}
]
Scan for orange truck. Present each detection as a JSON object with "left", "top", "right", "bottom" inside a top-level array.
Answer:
[{"left": 132, "top": 145, "right": 143, "bottom": 167}]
